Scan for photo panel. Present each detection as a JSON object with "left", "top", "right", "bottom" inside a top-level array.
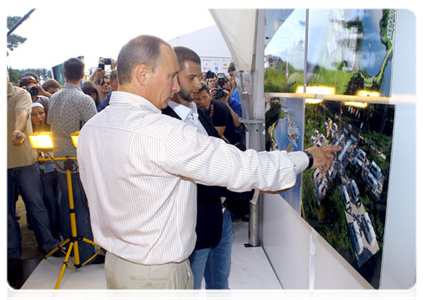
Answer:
[
  {"left": 265, "top": 94, "right": 305, "bottom": 214},
  {"left": 301, "top": 99, "right": 395, "bottom": 288},
  {"left": 306, "top": 9, "right": 396, "bottom": 97},
  {"left": 264, "top": 9, "right": 306, "bottom": 93}
]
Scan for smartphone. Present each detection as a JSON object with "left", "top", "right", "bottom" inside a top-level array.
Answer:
[{"left": 98, "top": 63, "right": 105, "bottom": 70}]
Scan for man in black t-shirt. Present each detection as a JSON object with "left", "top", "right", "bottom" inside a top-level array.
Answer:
[{"left": 194, "top": 82, "right": 243, "bottom": 149}]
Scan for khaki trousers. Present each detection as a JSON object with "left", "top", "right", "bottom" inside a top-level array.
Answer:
[{"left": 104, "top": 252, "right": 194, "bottom": 289}]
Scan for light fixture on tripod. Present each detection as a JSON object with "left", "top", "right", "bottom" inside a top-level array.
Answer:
[{"left": 28, "top": 131, "right": 103, "bottom": 289}]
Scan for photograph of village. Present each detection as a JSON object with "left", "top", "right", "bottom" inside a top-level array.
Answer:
[{"left": 301, "top": 100, "right": 395, "bottom": 288}]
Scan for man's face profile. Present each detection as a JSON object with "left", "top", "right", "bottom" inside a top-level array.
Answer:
[
  {"left": 177, "top": 61, "right": 202, "bottom": 102},
  {"left": 145, "top": 46, "right": 180, "bottom": 110}
]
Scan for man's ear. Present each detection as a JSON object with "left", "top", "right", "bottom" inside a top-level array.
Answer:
[{"left": 136, "top": 64, "right": 152, "bottom": 86}]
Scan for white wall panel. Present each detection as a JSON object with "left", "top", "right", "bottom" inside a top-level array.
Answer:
[{"left": 262, "top": 194, "right": 310, "bottom": 288}]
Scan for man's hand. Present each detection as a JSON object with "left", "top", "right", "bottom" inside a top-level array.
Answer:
[
  {"left": 89, "top": 68, "right": 106, "bottom": 84},
  {"left": 111, "top": 58, "right": 117, "bottom": 70},
  {"left": 35, "top": 84, "right": 52, "bottom": 98},
  {"left": 305, "top": 146, "right": 342, "bottom": 171},
  {"left": 12, "top": 130, "right": 25, "bottom": 146},
  {"left": 210, "top": 88, "right": 217, "bottom": 99},
  {"left": 220, "top": 89, "right": 230, "bottom": 104}
]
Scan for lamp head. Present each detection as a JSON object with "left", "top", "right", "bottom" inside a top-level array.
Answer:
[
  {"left": 71, "top": 131, "right": 80, "bottom": 148},
  {"left": 28, "top": 132, "right": 54, "bottom": 150}
]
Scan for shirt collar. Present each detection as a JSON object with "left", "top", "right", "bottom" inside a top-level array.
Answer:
[
  {"left": 168, "top": 101, "right": 199, "bottom": 121},
  {"left": 63, "top": 82, "right": 82, "bottom": 91},
  {"left": 110, "top": 91, "right": 162, "bottom": 114}
]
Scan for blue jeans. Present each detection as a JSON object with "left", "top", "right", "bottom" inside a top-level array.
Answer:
[
  {"left": 58, "top": 171, "right": 95, "bottom": 263},
  {"left": 189, "top": 208, "right": 233, "bottom": 289},
  {"left": 41, "top": 170, "right": 61, "bottom": 240},
  {"left": 7, "top": 163, "right": 59, "bottom": 259}
]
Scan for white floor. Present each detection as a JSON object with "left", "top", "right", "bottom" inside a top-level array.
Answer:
[{"left": 17, "top": 222, "right": 282, "bottom": 291}]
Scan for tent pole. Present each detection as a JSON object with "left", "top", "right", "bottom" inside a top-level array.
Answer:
[{"left": 247, "top": 9, "right": 266, "bottom": 247}]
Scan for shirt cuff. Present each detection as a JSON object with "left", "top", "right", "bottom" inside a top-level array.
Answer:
[{"left": 288, "top": 151, "right": 310, "bottom": 175}]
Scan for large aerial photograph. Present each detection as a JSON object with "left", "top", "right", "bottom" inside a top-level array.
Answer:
[
  {"left": 301, "top": 99, "right": 395, "bottom": 288},
  {"left": 306, "top": 9, "right": 396, "bottom": 97}
]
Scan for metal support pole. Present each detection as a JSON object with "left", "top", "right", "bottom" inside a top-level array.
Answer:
[
  {"left": 246, "top": 9, "right": 266, "bottom": 247},
  {"left": 7, "top": 9, "right": 36, "bottom": 36}
]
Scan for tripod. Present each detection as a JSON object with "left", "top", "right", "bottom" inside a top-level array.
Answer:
[{"left": 43, "top": 157, "right": 103, "bottom": 289}]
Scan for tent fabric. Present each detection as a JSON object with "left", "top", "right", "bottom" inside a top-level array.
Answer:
[
  {"left": 168, "top": 25, "right": 232, "bottom": 58},
  {"left": 209, "top": 9, "right": 257, "bottom": 72}
]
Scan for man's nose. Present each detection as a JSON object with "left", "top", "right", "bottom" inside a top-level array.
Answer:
[
  {"left": 194, "top": 77, "right": 202, "bottom": 90},
  {"left": 173, "top": 76, "right": 180, "bottom": 93}
]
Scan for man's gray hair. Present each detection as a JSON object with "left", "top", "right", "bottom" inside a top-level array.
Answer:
[{"left": 117, "top": 35, "right": 171, "bottom": 85}]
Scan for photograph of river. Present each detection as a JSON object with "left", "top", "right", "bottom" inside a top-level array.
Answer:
[
  {"left": 306, "top": 9, "right": 396, "bottom": 97},
  {"left": 265, "top": 95, "right": 304, "bottom": 214},
  {"left": 301, "top": 99, "right": 395, "bottom": 288}
]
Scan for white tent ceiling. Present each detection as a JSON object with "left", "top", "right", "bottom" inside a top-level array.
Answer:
[
  {"left": 209, "top": 9, "right": 257, "bottom": 72},
  {"left": 168, "top": 25, "right": 232, "bottom": 58}
]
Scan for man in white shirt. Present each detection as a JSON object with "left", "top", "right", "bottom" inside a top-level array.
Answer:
[{"left": 77, "top": 35, "right": 340, "bottom": 289}]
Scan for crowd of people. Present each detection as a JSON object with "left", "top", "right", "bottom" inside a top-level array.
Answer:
[{"left": 7, "top": 34, "right": 340, "bottom": 290}]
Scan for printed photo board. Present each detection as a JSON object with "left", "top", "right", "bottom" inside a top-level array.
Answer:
[
  {"left": 264, "top": 9, "right": 306, "bottom": 93},
  {"left": 265, "top": 94, "right": 305, "bottom": 214},
  {"left": 301, "top": 100, "right": 395, "bottom": 288},
  {"left": 306, "top": 9, "right": 396, "bottom": 97}
]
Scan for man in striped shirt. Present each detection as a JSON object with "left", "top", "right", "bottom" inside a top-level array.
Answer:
[{"left": 78, "top": 35, "right": 340, "bottom": 289}]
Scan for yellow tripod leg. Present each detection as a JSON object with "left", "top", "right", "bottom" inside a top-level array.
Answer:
[
  {"left": 66, "top": 169, "right": 80, "bottom": 266},
  {"left": 55, "top": 241, "right": 74, "bottom": 289}
]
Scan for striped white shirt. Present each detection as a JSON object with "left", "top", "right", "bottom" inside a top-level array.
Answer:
[{"left": 77, "top": 91, "right": 309, "bottom": 265}]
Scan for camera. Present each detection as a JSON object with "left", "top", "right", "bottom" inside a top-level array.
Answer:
[
  {"left": 26, "top": 86, "right": 39, "bottom": 97},
  {"left": 216, "top": 73, "right": 226, "bottom": 99}
]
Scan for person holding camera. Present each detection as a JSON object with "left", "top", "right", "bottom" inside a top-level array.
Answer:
[
  {"left": 205, "top": 70, "right": 217, "bottom": 89},
  {"left": 195, "top": 82, "right": 243, "bottom": 149},
  {"left": 97, "top": 69, "right": 118, "bottom": 112},
  {"left": 19, "top": 75, "right": 52, "bottom": 120},
  {"left": 213, "top": 74, "right": 244, "bottom": 130},
  {"left": 89, "top": 57, "right": 117, "bottom": 106}
]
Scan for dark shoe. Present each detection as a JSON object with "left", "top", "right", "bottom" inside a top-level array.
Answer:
[
  {"left": 51, "top": 249, "right": 66, "bottom": 258},
  {"left": 90, "top": 254, "right": 105, "bottom": 265},
  {"left": 7, "top": 258, "right": 22, "bottom": 271},
  {"left": 15, "top": 213, "right": 21, "bottom": 220},
  {"left": 44, "top": 245, "right": 65, "bottom": 258}
]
